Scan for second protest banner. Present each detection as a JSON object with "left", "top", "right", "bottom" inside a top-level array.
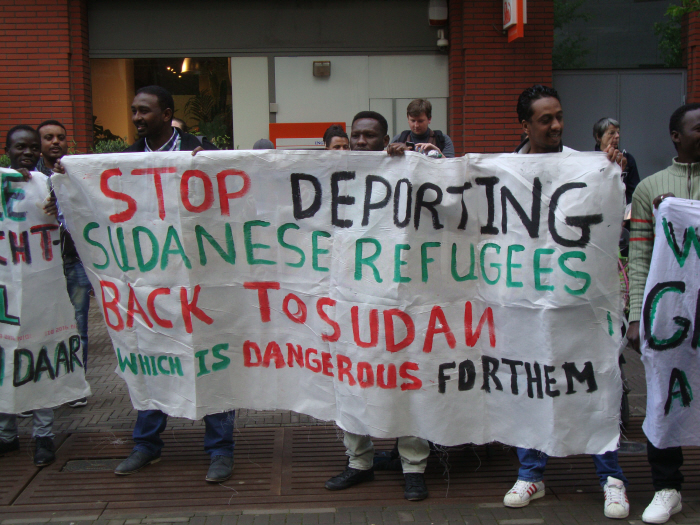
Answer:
[
  {"left": 56, "top": 150, "right": 624, "bottom": 456},
  {"left": 641, "top": 198, "right": 700, "bottom": 448},
  {"left": 0, "top": 169, "right": 91, "bottom": 413}
]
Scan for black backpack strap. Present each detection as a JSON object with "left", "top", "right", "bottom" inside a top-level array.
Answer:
[
  {"left": 397, "top": 130, "right": 412, "bottom": 143},
  {"left": 432, "top": 130, "right": 446, "bottom": 152}
]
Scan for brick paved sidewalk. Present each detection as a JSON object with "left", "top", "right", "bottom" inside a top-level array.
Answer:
[
  {"left": 6, "top": 301, "right": 684, "bottom": 525},
  {"left": 3, "top": 499, "right": 700, "bottom": 525}
]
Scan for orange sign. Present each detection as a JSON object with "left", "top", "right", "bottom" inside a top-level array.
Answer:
[
  {"left": 504, "top": 0, "right": 525, "bottom": 43},
  {"left": 269, "top": 122, "right": 346, "bottom": 149}
]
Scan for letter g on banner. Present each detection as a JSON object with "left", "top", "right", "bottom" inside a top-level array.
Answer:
[{"left": 643, "top": 281, "right": 690, "bottom": 351}]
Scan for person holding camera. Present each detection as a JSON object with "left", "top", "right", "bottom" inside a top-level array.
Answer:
[{"left": 389, "top": 98, "right": 454, "bottom": 158}]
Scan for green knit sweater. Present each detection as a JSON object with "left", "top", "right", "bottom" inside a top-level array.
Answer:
[{"left": 628, "top": 158, "right": 700, "bottom": 322}]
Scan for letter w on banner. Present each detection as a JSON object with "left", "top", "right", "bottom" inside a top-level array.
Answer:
[
  {"left": 641, "top": 198, "right": 700, "bottom": 448},
  {"left": 56, "top": 150, "right": 624, "bottom": 456}
]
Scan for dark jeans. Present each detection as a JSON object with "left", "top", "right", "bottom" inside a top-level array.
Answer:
[
  {"left": 64, "top": 261, "right": 92, "bottom": 369},
  {"left": 648, "top": 441, "right": 684, "bottom": 491},
  {"left": 517, "top": 447, "right": 628, "bottom": 487},
  {"left": 133, "top": 409, "right": 235, "bottom": 457}
]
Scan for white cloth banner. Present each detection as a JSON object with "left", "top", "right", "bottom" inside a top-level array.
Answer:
[
  {"left": 0, "top": 169, "right": 91, "bottom": 413},
  {"left": 56, "top": 150, "right": 623, "bottom": 456},
  {"left": 641, "top": 197, "right": 700, "bottom": 448}
]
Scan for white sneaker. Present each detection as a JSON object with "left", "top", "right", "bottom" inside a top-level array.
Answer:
[
  {"left": 503, "top": 480, "right": 545, "bottom": 507},
  {"left": 603, "top": 476, "right": 630, "bottom": 519},
  {"left": 642, "top": 489, "right": 682, "bottom": 524}
]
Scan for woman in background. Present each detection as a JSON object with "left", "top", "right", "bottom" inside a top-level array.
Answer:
[{"left": 593, "top": 117, "right": 640, "bottom": 204}]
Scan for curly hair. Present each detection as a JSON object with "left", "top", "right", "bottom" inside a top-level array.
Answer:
[{"left": 516, "top": 85, "right": 560, "bottom": 124}]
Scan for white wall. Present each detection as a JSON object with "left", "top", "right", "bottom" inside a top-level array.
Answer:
[
  {"left": 275, "top": 56, "right": 370, "bottom": 130},
  {"left": 368, "top": 55, "right": 449, "bottom": 138},
  {"left": 231, "top": 57, "right": 270, "bottom": 150},
  {"left": 274, "top": 55, "right": 449, "bottom": 143}
]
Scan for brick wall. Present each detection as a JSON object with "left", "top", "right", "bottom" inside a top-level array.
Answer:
[
  {"left": 0, "top": 0, "right": 92, "bottom": 155},
  {"left": 685, "top": 11, "right": 700, "bottom": 104},
  {"left": 448, "top": 0, "right": 553, "bottom": 154}
]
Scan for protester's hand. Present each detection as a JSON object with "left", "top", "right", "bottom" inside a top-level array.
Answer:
[
  {"left": 15, "top": 168, "right": 31, "bottom": 181},
  {"left": 386, "top": 143, "right": 408, "bottom": 157},
  {"left": 192, "top": 146, "right": 204, "bottom": 156},
  {"left": 53, "top": 160, "right": 66, "bottom": 175},
  {"left": 43, "top": 195, "right": 58, "bottom": 216},
  {"left": 653, "top": 193, "right": 675, "bottom": 209},
  {"left": 415, "top": 143, "right": 443, "bottom": 157},
  {"left": 627, "top": 321, "right": 641, "bottom": 353},
  {"left": 604, "top": 145, "right": 627, "bottom": 172}
]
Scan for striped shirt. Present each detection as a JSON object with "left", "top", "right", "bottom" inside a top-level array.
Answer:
[
  {"left": 628, "top": 158, "right": 700, "bottom": 321},
  {"left": 145, "top": 128, "right": 181, "bottom": 152}
]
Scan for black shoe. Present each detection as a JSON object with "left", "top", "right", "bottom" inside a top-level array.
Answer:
[
  {"left": 325, "top": 467, "right": 374, "bottom": 490},
  {"left": 114, "top": 450, "right": 160, "bottom": 475},
  {"left": 34, "top": 437, "right": 55, "bottom": 467},
  {"left": 67, "top": 398, "right": 87, "bottom": 408},
  {"left": 206, "top": 455, "right": 233, "bottom": 483},
  {"left": 404, "top": 473, "right": 428, "bottom": 501},
  {"left": 0, "top": 437, "right": 20, "bottom": 456}
]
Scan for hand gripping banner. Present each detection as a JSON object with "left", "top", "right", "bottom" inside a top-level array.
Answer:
[
  {"left": 641, "top": 198, "right": 700, "bottom": 448},
  {"left": 0, "top": 169, "right": 91, "bottom": 413},
  {"left": 56, "top": 150, "right": 624, "bottom": 456}
]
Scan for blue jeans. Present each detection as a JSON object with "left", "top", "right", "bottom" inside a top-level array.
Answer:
[
  {"left": 64, "top": 261, "right": 91, "bottom": 369},
  {"left": 0, "top": 409, "right": 54, "bottom": 440},
  {"left": 132, "top": 410, "right": 235, "bottom": 457},
  {"left": 516, "top": 447, "right": 628, "bottom": 487}
]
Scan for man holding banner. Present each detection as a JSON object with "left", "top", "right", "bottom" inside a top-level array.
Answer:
[
  {"left": 111, "top": 86, "right": 236, "bottom": 483},
  {"left": 325, "top": 111, "right": 431, "bottom": 502},
  {"left": 0, "top": 125, "right": 91, "bottom": 466},
  {"left": 37, "top": 119, "right": 92, "bottom": 410},
  {"left": 627, "top": 103, "right": 700, "bottom": 524},
  {"left": 503, "top": 85, "right": 630, "bottom": 520}
]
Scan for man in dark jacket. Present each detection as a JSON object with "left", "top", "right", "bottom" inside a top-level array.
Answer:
[
  {"left": 123, "top": 87, "right": 216, "bottom": 154},
  {"left": 115, "top": 86, "right": 234, "bottom": 483}
]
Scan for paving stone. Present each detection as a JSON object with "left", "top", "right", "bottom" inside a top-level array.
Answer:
[
  {"left": 268, "top": 515, "right": 286, "bottom": 525},
  {"left": 144, "top": 516, "right": 190, "bottom": 525},
  {"left": 363, "top": 511, "right": 382, "bottom": 525},
  {"left": 252, "top": 516, "right": 270, "bottom": 525},
  {"left": 426, "top": 510, "right": 446, "bottom": 522},
  {"left": 498, "top": 518, "right": 544, "bottom": 525},
  {"left": 348, "top": 512, "right": 365, "bottom": 524},
  {"left": 301, "top": 515, "right": 318, "bottom": 525},
  {"left": 378, "top": 512, "right": 398, "bottom": 524},
  {"left": 50, "top": 519, "right": 100, "bottom": 524},
  {"left": 409, "top": 512, "right": 429, "bottom": 524}
]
